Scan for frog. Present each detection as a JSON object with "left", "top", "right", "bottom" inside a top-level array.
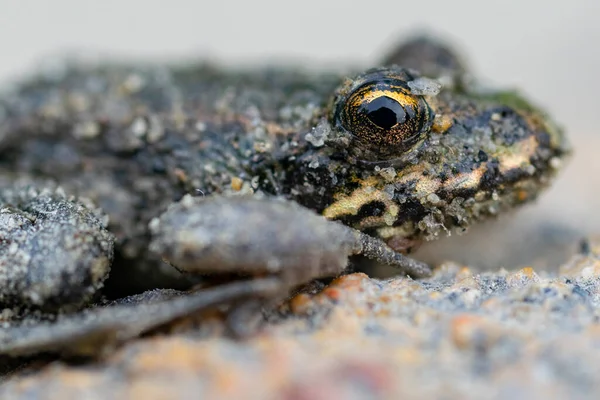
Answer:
[{"left": 0, "top": 34, "right": 569, "bottom": 358}]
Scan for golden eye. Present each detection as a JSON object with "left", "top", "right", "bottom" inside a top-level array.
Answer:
[{"left": 333, "top": 68, "right": 434, "bottom": 160}]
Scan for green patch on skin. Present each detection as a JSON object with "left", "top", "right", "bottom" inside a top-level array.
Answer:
[{"left": 481, "top": 90, "right": 539, "bottom": 113}]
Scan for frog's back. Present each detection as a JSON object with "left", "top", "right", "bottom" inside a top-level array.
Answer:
[
  {"left": 0, "top": 62, "right": 340, "bottom": 176},
  {"left": 0, "top": 60, "right": 347, "bottom": 291}
]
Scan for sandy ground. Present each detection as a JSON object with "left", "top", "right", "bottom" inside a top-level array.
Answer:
[{"left": 4, "top": 252, "right": 600, "bottom": 399}]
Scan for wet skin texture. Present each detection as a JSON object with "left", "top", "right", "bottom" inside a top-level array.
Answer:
[{"left": 0, "top": 36, "right": 569, "bottom": 357}]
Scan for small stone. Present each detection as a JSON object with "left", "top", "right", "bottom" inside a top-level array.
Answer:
[
  {"left": 305, "top": 120, "right": 330, "bottom": 147},
  {"left": 378, "top": 167, "right": 397, "bottom": 182},
  {"left": 432, "top": 115, "right": 453, "bottom": 133},
  {"left": 550, "top": 156, "right": 562, "bottom": 170},
  {"left": 451, "top": 276, "right": 480, "bottom": 291},
  {"left": 121, "top": 73, "right": 146, "bottom": 94},
  {"left": 450, "top": 314, "right": 501, "bottom": 350},
  {"left": 130, "top": 117, "right": 148, "bottom": 137},
  {"left": 146, "top": 115, "right": 164, "bottom": 143},
  {"left": 195, "top": 121, "right": 207, "bottom": 132},
  {"left": 506, "top": 267, "right": 540, "bottom": 287},
  {"left": 230, "top": 177, "right": 243, "bottom": 192},
  {"left": 407, "top": 77, "right": 442, "bottom": 96},
  {"left": 426, "top": 193, "right": 441, "bottom": 205},
  {"left": 491, "top": 112, "right": 503, "bottom": 121}
]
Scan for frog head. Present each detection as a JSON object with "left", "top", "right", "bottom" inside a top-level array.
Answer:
[{"left": 292, "top": 56, "right": 570, "bottom": 251}]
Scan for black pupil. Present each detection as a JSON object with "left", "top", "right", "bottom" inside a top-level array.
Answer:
[{"left": 361, "top": 96, "right": 406, "bottom": 130}]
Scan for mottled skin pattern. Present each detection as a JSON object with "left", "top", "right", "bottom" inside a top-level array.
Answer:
[
  {"left": 306, "top": 75, "right": 567, "bottom": 250},
  {"left": 0, "top": 37, "right": 567, "bottom": 297}
]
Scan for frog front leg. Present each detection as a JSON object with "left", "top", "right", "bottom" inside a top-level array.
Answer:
[{"left": 149, "top": 195, "right": 432, "bottom": 299}]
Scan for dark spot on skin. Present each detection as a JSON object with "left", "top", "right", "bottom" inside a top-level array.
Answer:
[
  {"left": 480, "top": 159, "right": 501, "bottom": 190},
  {"left": 500, "top": 167, "right": 528, "bottom": 184},
  {"left": 393, "top": 198, "right": 427, "bottom": 226},
  {"left": 535, "top": 130, "right": 550, "bottom": 145},
  {"left": 477, "top": 150, "right": 488, "bottom": 162},
  {"left": 486, "top": 106, "right": 530, "bottom": 146},
  {"left": 358, "top": 201, "right": 386, "bottom": 218},
  {"left": 449, "top": 160, "right": 478, "bottom": 177},
  {"left": 438, "top": 186, "right": 477, "bottom": 202},
  {"left": 282, "top": 154, "right": 358, "bottom": 213},
  {"left": 337, "top": 201, "right": 388, "bottom": 226},
  {"left": 579, "top": 238, "right": 591, "bottom": 255},
  {"left": 152, "top": 159, "right": 166, "bottom": 173}
]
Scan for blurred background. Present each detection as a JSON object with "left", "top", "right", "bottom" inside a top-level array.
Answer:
[{"left": 0, "top": 0, "right": 597, "bottom": 271}]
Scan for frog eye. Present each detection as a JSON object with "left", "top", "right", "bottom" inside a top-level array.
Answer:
[{"left": 333, "top": 69, "right": 434, "bottom": 159}]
